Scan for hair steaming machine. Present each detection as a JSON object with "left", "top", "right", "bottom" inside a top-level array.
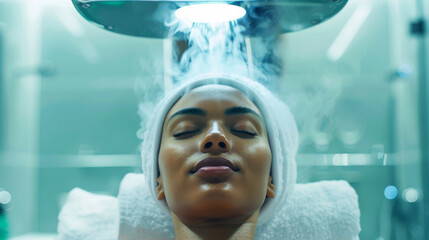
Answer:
[{"left": 71, "top": 0, "right": 348, "bottom": 38}]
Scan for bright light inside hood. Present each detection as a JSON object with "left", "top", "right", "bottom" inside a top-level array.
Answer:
[{"left": 175, "top": 4, "right": 246, "bottom": 23}]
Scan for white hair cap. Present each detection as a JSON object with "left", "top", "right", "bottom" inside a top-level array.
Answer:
[{"left": 140, "top": 73, "right": 299, "bottom": 225}]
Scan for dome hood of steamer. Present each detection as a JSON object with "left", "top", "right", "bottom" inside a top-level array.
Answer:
[{"left": 140, "top": 73, "right": 299, "bottom": 225}]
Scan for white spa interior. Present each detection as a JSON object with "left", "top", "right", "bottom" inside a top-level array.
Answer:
[{"left": 0, "top": 0, "right": 429, "bottom": 239}]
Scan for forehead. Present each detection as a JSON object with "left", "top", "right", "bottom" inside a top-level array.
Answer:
[{"left": 168, "top": 84, "right": 261, "bottom": 115}]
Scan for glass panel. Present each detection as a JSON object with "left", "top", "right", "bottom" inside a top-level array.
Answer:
[
  {"left": 0, "top": 29, "right": 4, "bottom": 150},
  {"left": 276, "top": 0, "right": 426, "bottom": 239}
]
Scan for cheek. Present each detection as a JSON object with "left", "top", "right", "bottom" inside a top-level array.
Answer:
[
  {"left": 159, "top": 139, "right": 196, "bottom": 168},
  {"left": 158, "top": 140, "right": 198, "bottom": 199},
  {"left": 240, "top": 140, "right": 272, "bottom": 200},
  {"left": 244, "top": 141, "right": 272, "bottom": 173}
]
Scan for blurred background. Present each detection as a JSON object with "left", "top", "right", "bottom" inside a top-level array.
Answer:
[{"left": 0, "top": 0, "right": 428, "bottom": 239}]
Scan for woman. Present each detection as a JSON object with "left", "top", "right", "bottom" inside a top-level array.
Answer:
[
  {"left": 138, "top": 73, "right": 299, "bottom": 239},
  {"left": 57, "top": 73, "right": 360, "bottom": 240}
]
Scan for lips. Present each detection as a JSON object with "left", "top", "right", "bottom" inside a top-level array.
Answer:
[{"left": 191, "top": 157, "right": 238, "bottom": 174}]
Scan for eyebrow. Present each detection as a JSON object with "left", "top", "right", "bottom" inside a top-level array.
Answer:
[
  {"left": 168, "top": 108, "right": 207, "bottom": 123},
  {"left": 224, "top": 106, "right": 262, "bottom": 120},
  {"left": 167, "top": 106, "right": 262, "bottom": 124}
]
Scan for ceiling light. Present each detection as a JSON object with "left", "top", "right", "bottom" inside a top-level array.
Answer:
[{"left": 175, "top": 4, "right": 246, "bottom": 23}]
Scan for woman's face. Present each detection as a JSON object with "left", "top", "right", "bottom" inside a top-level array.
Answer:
[{"left": 157, "top": 84, "right": 274, "bottom": 225}]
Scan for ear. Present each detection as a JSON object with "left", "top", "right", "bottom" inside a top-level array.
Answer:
[
  {"left": 266, "top": 176, "right": 275, "bottom": 198},
  {"left": 156, "top": 176, "right": 165, "bottom": 200}
]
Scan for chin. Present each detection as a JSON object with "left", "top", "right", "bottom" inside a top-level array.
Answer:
[{"left": 172, "top": 196, "right": 260, "bottom": 226}]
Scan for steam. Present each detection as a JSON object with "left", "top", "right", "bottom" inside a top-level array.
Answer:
[
  {"left": 283, "top": 76, "right": 343, "bottom": 152},
  {"left": 135, "top": 7, "right": 286, "bottom": 140},
  {"left": 135, "top": 14, "right": 282, "bottom": 140},
  {"left": 164, "top": 9, "right": 283, "bottom": 89},
  {"left": 170, "top": 20, "right": 249, "bottom": 81},
  {"left": 136, "top": 6, "right": 343, "bottom": 154}
]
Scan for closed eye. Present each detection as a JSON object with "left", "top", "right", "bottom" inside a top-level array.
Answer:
[
  {"left": 231, "top": 129, "right": 257, "bottom": 138},
  {"left": 173, "top": 129, "right": 201, "bottom": 138}
]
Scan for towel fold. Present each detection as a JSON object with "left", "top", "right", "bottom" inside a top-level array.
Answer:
[
  {"left": 57, "top": 188, "right": 119, "bottom": 240},
  {"left": 57, "top": 173, "right": 361, "bottom": 240},
  {"left": 255, "top": 179, "right": 361, "bottom": 240}
]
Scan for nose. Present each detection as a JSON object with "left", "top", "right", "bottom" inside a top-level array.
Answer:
[{"left": 200, "top": 122, "right": 231, "bottom": 154}]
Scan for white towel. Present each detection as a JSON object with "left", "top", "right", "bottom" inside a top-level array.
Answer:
[
  {"left": 57, "top": 174, "right": 360, "bottom": 240},
  {"left": 57, "top": 188, "right": 119, "bottom": 240},
  {"left": 118, "top": 173, "right": 361, "bottom": 240}
]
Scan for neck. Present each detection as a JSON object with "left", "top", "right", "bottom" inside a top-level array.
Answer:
[{"left": 172, "top": 211, "right": 259, "bottom": 240}]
